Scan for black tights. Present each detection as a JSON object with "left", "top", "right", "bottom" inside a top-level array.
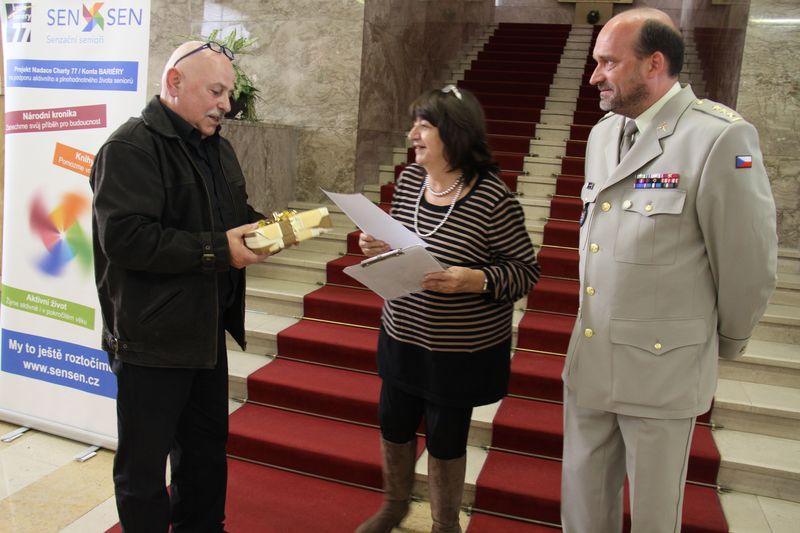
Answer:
[{"left": 378, "top": 381, "right": 473, "bottom": 460}]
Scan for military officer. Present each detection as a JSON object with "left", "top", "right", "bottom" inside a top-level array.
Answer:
[{"left": 560, "top": 8, "right": 777, "bottom": 533}]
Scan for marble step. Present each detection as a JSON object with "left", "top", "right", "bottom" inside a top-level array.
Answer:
[
  {"left": 378, "top": 164, "right": 396, "bottom": 184},
  {"left": 774, "top": 272, "right": 800, "bottom": 306},
  {"left": 247, "top": 247, "right": 334, "bottom": 285},
  {"left": 539, "top": 110, "right": 581, "bottom": 127},
  {"left": 778, "top": 247, "right": 799, "bottom": 274},
  {"left": 525, "top": 221, "right": 545, "bottom": 247},
  {"left": 534, "top": 124, "right": 572, "bottom": 143},
  {"left": 551, "top": 76, "right": 583, "bottom": 90},
  {"left": 519, "top": 196, "right": 552, "bottom": 222},
  {"left": 530, "top": 139, "right": 567, "bottom": 159},
  {"left": 227, "top": 348, "right": 274, "bottom": 400},
  {"left": 544, "top": 97, "right": 578, "bottom": 113},
  {"left": 555, "top": 64, "right": 586, "bottom": 79},
  {"left": 245, "top": 277, "right": 319, "bottom": 317},
  {"left": 753, "top": 303, "right": 800, "bottom": 345},
  {"left": 714, "top": 378, "right": 800, "bottom": 440},
  {"left": 715, "top": 428, "right": 800, "bottom": 503},
  {"left": 361, "top": 183, "right": 382, "bottom": 203},
  {"left": 393, "top": 147, "right": 409, "bottom": 166},
  {"left": 524, "top": 155, "right": 562, "bottom": 177},
  {"left": 230, "top": 310, "right": 299, "bottom": 358},
  {"left": 550, "top": 86, "right": 580, "bottom": 99},
  {"left": 719, "top": 338, "right": 800, "bottom": 390},
  {"left": 517, "top": 175, "right": 558, "bottom": 198},
  {"left": 719, "top": 491, "right": 800, "bottom": 533}
]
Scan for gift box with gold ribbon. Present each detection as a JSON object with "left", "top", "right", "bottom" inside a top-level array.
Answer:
[{"left": 244, "top": 207, "right": 333, "bottom": 254}]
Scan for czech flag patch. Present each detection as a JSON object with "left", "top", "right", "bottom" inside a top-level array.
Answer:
[{"left": 735, "top": 155, "right": 752, "bottom": 169}]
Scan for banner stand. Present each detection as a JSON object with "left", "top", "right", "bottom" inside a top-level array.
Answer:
[{"left": 0, "top": 0, "right": 151, "bottom": 450}]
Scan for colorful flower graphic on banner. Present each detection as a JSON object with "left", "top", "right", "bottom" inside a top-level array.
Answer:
[
  {"left": 29, "top": 191, "right": 92, "bottom": 276},
  {"left": 82, "top": 3, "right": 104, "bottom": 31}
]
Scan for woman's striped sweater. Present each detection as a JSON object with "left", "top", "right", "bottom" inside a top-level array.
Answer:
[{"left": 382, "top": 164, "right": 540, "bottom": 352}]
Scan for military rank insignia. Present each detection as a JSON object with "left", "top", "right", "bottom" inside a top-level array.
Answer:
[
  {"left": 634, "top": 173, "right": 679, "bottom": 189},
  {"left": 736, "top": 155, "right": 752, "bottom": 169}
]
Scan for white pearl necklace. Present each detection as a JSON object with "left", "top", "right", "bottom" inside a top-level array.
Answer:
[
  {"left": 414, "top": 176, "right": 465, "bottom": 238},
  {"left": 426, "top": 175, "right": 463, "bottom": 197}
]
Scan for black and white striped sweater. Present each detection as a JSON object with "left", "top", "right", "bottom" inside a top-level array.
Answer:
[{"left": 382, "top": 164, "right": 540, "bottom": 352}]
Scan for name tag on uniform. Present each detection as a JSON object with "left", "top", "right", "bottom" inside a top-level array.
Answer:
[{"left": 634, "top": 173, "right": 679, "bottom": 189}]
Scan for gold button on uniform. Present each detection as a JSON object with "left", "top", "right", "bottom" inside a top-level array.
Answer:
[
  {"left": 586, "top": 287, "right": 595, "bottom": 296},
  {"left": 584, "top": 328, "right": 594, "bottom": 338},
  {"left": 654, "top": 342, "right": 663, "bottom": 351},
  {"left": 590, "top": 243, "right": 600, "bottom": 253},
  {"left": 623, "top": 200, "right": 632, "bottom": 209},
  {"left": 601, "top": 202, "right": 611, "bottom": 212},
  {"left": 645, "top": 203, "right": 653, "bottom": 212}
]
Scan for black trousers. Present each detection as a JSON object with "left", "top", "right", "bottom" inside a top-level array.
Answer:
[
  {"left": 112, "top": 324, "right": 229, "bottom": 533},
  {"left": 379, "top": 381, "right": 473, "bottom": 460}
]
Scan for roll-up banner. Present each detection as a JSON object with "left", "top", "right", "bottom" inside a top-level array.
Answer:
[{"left": 0, "top": 1, "right": 150, "bottom": 449}]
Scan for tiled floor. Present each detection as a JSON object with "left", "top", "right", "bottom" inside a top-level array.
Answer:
[
  {"left": 3, "top": 416, "right": 800, "bottom": 532},
  {"left": 0, "top": 420, "right": 117, "bottom": 533}
]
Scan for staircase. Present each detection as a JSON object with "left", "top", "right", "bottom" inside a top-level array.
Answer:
[{"left": 222, "top": 22, "right": 800, "bottom": 533}]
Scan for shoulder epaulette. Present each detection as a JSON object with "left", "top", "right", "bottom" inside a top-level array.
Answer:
[{"left": 692, "top": 99, "right": 743, "bottom": 123}]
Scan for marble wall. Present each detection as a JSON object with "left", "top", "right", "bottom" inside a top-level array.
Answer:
[
  {"left": 221, "top": 121, "right": 298, "bottom": 217},
  {"left": 355, "top": 0, "right": 496, "bottom": 192},
  {"left": 736, "top": 0, "right": 799, "bottom": 250}
]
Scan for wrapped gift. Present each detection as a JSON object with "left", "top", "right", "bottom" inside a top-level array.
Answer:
[{"left": 244, "top": 207, "right": 333, "bottom": 254}]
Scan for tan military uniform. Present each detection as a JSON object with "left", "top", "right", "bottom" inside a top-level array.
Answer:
[{"left": 561, "top": 85, "right": 777, "bottom": 532}]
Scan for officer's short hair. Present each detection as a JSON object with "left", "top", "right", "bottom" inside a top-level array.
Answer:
[{"left": 635, "top": 19, "right": 684, "bottom": 77}]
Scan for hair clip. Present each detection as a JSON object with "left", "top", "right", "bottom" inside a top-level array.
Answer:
[{"left": 441, "top": 84, "right": 463, "bottom": 101}]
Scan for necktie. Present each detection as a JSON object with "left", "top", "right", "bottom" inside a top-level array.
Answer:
[{"left": 619, "top": 119, "right": 638, "bottom": 161}]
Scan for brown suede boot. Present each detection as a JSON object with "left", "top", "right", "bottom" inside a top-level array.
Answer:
[
  {"left": 428, "top": 453, "right": 466, "bottom": 533},
  {"left": 355, "top": 438, "right": 417, "bottom": 533}
]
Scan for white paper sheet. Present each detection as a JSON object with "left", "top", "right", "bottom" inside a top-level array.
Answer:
[
  {"left": 322, "top": 189, "right": 426, "bottom": 250},
  {"left": 343, "top": 245, "right": 445, "bottom": 300}
]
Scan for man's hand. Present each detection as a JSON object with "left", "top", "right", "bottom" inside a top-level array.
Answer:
[{"left": 227, "top": 223, "right": 270, "bottom": 269}]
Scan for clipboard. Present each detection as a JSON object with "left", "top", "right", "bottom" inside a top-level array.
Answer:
[{"left": 343, "top": 245, "right": 445, "bottom": 300}]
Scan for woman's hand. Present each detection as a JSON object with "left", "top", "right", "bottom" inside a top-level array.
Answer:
[
  {"left": 422, "top": 267, "right": 485, "bottom": 294},
  {"left": 359, "top": 232, "right": 390, "bottom": 257}
]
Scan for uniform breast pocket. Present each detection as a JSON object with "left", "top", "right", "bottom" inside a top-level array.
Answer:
[{"left": 614, "top": 189, "right": 686, "bottom": 265}]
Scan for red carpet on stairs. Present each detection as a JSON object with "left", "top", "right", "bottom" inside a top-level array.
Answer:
[
  {"left": 276, "top": 319, "right": 379, "bottom": 372},
  {"left": 229, "top": 403, "right": 412, "bottom": 489},
  {"left": 224, "top": 458, "right": 383, "bottom": 533},
  {"left": 247, "top": 358, "right": 381, "bottom": 425}
]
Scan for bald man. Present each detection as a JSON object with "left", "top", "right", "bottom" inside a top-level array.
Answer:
[
  {"left": 91, "top": 42, "right": 268, "bottom": 532},
  {"left": 560, "top": 9, "right": 776, "bottom": 532}
]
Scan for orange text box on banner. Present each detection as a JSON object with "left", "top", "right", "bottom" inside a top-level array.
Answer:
[{"left": 52, "top": 143, "right": 94, "bottom": 177}]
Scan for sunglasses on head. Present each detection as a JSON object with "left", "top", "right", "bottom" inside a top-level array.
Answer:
[
  {"left": 441, "top": 84, "right": 463, "bottom": 101},
  {"left": 173, "top": 41, "right": 234, "bottom": 67}
]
